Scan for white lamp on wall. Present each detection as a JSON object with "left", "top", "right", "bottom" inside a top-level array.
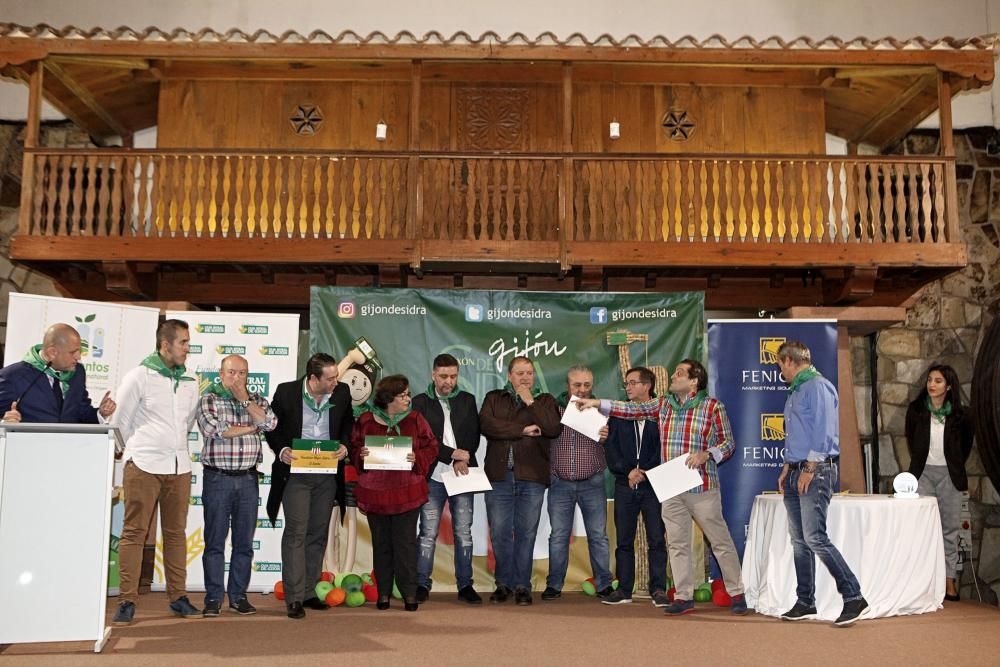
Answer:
[
  {"left": 609, "top": 119, "right": 621, "bottom": 140},
  {"left": 375, "top": 120, "right": 388, "bottom": 142}
]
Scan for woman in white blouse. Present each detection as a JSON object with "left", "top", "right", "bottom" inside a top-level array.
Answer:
[{"left": 904, "top": 364, "right": 974, "bottom": 602}]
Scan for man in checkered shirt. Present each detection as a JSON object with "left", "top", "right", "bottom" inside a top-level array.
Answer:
[{"left": 197, "top": 354, "right": 277, "bottom": 617}]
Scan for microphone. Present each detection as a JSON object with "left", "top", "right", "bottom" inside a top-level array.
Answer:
[{"left": 14, "top": 360, "right": 53, "bottom": 407}]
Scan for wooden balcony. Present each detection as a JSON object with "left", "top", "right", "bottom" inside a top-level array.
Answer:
[{"left": 12, "top": 149, "right": 964, "bottom": 309}]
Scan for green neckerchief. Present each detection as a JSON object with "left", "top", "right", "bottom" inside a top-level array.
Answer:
[
  {"left": 205, "top": 382, "right": 235, "bottom": 400},
  {"left": 370, "top": 405, "right": 411, "bottom": 435},
  {"left": 666, "top": 389, "right": 707, "bottom": 412},
  {"left": 426, "top": 382, "right": 459, "bottom": 408},
  {"left": 23, "top": 344, "right": 75, "bottom": 393},
  {"left": 926, "top": 396, "right": 952, "bottom": 424},
  {"left": 303, "top": 378, "right": 332, "bottom": 415},
  {"left": 140, "top": 352, "right": 194, "bottom": 392},
  {"left": 788, "top": 366, "right": 822, "bottom": 395},
  {"left": 504, "top": 381, "right": 541, "bottom": 407}
]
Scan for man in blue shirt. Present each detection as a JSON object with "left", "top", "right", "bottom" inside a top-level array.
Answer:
[{"left": 776, "top": 340, "right": 867, "bottom": 627}]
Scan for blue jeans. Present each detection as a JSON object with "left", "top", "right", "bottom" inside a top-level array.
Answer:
[
  {"left": 202, "top": 467, "right": 259, "bottom": 604},
  {"left": 783, "top": 463, "right": 863, "bottom": 606},
  {"left": 417, "top": 479, "right": 475, "bottom": 589},
  {"left": 613, "top": 481, "right": 667, "bottom": 594},
  {"left": 485, "top": 470, "right": 546, "bottom": 590},
  {"left": 546, "top": 473, "right": 612, "bottom": 590}
]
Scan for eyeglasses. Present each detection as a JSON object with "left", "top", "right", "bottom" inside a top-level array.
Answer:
[{"left": 623, "top": 380, "right": 648, "bottom": 387}]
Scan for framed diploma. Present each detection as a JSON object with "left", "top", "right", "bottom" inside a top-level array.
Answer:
[
  {"left": 364, "top": 435, "right": 413, "bottom": 471},
  {"left": 290, "top": 438, "right": 341, "bottom": 474}
]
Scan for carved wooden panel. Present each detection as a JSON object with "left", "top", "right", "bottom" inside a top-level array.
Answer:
[{"left": 456, "top": 87, "right": 530, "bottom": 151}]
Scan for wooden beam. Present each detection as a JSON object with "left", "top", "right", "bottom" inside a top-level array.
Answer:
[
  {"left": 51, "top": 55, "right": 150, "bottom": 69},
  {"left": 43, "top": 60, "right": 130, "bottom": 137},
  {"left": 938, "top": 72, "right": 961, "bottom": 243},
  {"left": 782, "top": 305, "right": 905, "bottom": 336},
  {"left": 821, "top": 268, "right": 878, "bottom": 304},
  {"left": 836, "top": 325, "right": 865, "bottom": 492},
  {"left": 103, "top": 260, "right": 151, "bottom": 298},
  {"left": 834, "top": 66, "right": 936, "bottom": 79},
  {"left": 850, "top": 74, "right": 932, "bottom": 144},
  {"left": 17, "top": 62, "right": 43, "bottom": 235}
]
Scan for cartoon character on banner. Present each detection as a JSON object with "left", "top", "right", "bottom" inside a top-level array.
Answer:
[{"left": 324, "top": 337, "right": 382, "bottom": 574}]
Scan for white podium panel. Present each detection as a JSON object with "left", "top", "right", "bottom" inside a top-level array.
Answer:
[{"left": 0, "top": 424, "right": 119, "bottom": 652}]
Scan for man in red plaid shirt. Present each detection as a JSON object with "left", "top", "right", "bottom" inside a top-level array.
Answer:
[{"left": 577, "top": 359, "right": 748, "bottom": 616}]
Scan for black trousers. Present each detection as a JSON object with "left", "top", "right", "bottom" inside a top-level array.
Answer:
[
  {"left": 281, "top": 474, "right": 337, "bottom": 603},
  {"left": 368, "top": 508, "right": 420, "bottom": 600}
]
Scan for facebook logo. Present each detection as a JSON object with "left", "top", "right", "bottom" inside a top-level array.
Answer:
[
  {"left": 589, "top": 307, "right": 608, "bottom": 324},
  {"left": 465, "top": 304, "right": 485, "bottom": 322}
]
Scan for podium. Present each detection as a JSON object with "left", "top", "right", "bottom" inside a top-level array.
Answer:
[{"left": 0, "top": 423, "right": 123, "bottom": 653}]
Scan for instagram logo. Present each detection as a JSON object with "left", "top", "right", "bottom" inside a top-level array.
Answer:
[{"left": 337, "top": 302, "right": 356, "bottom": 319}]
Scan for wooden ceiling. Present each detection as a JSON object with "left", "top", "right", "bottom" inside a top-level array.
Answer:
[{"left": 0, "top": 25, "right": 994, "bottom": 148}]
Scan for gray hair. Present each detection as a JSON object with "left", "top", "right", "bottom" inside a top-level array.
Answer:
[
  {"left": 777, "top": 340, "right": 812, "bottom": 365},
  {"left": 566, "top": 364, "right": 593, "bottom": 380}
]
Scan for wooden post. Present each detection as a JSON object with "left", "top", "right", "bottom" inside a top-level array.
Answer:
[
  {"left": 18, "top": 62, "right": 44, "bottom": 236},
  {"left": 837, "top": 325, "right": 866, "bottom": 492},
  {"left": 559, "top": 63, "right": 574, "bottom": 271},
  {"left": 937, "top": 71, "right": 960, "bottom": 242},
  {"left": 406, "top": 60, "right": 422, "bottom": 266}
]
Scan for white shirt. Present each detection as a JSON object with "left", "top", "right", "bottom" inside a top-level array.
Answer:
[
  {"left": 112, "top": 365, "right": 200, "bottom": 475},
  {"left": 430, "top": 398, "right": 457, "bottom": 483},
  {"left": 926, "top": 416, "right": 947, "bottom": 466}
]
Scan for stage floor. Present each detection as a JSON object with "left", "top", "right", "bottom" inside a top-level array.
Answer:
[{"left": 1, "top": 592, "right": 996, "bottom": 665}]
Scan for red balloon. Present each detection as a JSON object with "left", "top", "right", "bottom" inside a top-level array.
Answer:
[
  {"left": 666, "top": 587, "right": 676, "bottom": 602},
  {"left": 712, "top": 590, "right": 732, "bottom": 607},
  {"left": 320, "top": 571, "right": 335, "bottom": 584},
  {"left": 369, "top": 569, "right": 377, "bottom": 586},
  {"left": 274, "top": 580, "right": 285, "bottom": 601},
  {"left": 710, "top": 579, "right": 725, "bottom": 593},
  {"left": 362, "top": 583, "right": 379, "bottom": 602}
]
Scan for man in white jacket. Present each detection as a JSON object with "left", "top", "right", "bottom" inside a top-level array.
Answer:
[{"left": 110, "top": 319, "right": 202, "bottom": 625}]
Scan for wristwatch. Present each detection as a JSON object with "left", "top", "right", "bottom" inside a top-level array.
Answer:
[
  {"left": 802, "top": 461, "right": 818, "bottom": 473},
  {"left": 240, "top": 399, "right": 251, "bottom": 408}
]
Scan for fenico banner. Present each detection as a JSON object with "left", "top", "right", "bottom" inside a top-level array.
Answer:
[{"left": 707, "top": 319, "right": 838, "bottom": 563}]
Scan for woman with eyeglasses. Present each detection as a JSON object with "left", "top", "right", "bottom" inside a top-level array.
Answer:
[
  {"left": 904, "top": 364, "right": 974, "bottom": 602},
  {"left": 349, "top": 375, "right": 439, "bottom": 610}
]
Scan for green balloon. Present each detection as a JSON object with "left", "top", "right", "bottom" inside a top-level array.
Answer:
[
  {"left": 342, "top": 573, "right": 364, "bottom": 593},
  {"left": 315, "top": 581, "right": 334, "bottom": 600},
  {"left": 581, "top": 580, "right": 596, "bottom": 596},
  {"left": 392, "top": 581, "right": 403, "bottom": 599},
  {"left": 697, "top": 582, "right": 712, "bottom": 592},
  {"left": 334, "top": 573, "right": 348, "bottom": 588},
  {"left": 694, "top": 588, "right": 712, "bottom": 602},
  {"left": 345, "top": 590, "right": 366, "bottom": 607},
  {"left": 612, "top": 579, "right": 619, "bottom": 591},
  {"left": 361, "top": 573, "right": 374, "bottom": 585}
]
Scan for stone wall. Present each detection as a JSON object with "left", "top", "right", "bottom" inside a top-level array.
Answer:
[
  {"left": 0, "top": 121, "right": 92, "bottom": 355},
  {"left": 854, "top": 128, "right": 1000, "bottom": 605}
]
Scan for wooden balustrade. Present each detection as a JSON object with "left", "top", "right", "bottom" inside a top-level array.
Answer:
[{"left": 20, "top": 150, "right": 956, "bottom": 247}]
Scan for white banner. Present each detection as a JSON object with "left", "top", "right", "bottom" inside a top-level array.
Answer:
[
  {"left": 160, "top": 310, "right": 300, "bottom": 593},
  {"left": 4, "top": 293, "right": 161, "bottom": 594}
]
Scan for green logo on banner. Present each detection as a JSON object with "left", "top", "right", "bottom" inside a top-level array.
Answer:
[
  {"left": 189, "top": 344, "right": 203, "bottom": 354},
  {"left": 261, "top": 475, "right": 272, "bottom": 485},
  {"left": 258, "top": 518, "right": 283, "bottom": 529},
  {"left": 188, "top": 432, "right": 199, "bottom": 441},
  {"left": 196, "top": 324, "right": 226, "bottom": 334},
  {"left": 191, "top": 475, "right": 197, "bottom": 485},
  {"left": 190, "top": 496, "right": 203, "bottom": 506},
  {"left": 240, "top": 325, "right": 269, "bottom": 335},
  {"left": 253, "top": 540, "right": 261, "bottom": 550},
  {"left": 260, "top": 346, "right": 290, "bottom": 356},
  {"left": 200, "top": 372, "right": 270, "bottom": 397},
  {"left": 216, "top": 345, "right": 247, "bottom": 355},
  {"left": 253, "top": 561, "right": 282, "bottom": 572},
  {"left": 191, "top": 452, "right": 201, "bottom": 462}
]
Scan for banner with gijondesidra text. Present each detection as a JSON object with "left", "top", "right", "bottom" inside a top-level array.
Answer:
[
  {"left": 160, "top": 310, "right": 300, "bottom": 593},
  {"left": 707, "top": 319, "right": 838, "bottom": 565}
]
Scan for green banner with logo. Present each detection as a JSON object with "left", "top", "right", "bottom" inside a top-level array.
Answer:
[{"left": 311, "top": 287, "right": 704, "bottom": 402}]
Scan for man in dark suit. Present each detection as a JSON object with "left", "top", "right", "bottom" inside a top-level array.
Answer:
[
  {"left": 266, "top": 352, "right": 354, "bottom": 619},
  {"left": 411, "top": 353, "right": 482, "bottom": 604},
  {"left": 0, "top": 323, "right": 115, "bottom": 424}
]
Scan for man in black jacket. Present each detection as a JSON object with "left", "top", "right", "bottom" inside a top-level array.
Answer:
[
  {"left": 601, "top": 366, "right": 668, "bottom": 606},
  {"left": 266, "top": 353, "right": 354, "bottom": 619},
  {"left": 411, "top": 353, "right": 482, "bottom": 604}
]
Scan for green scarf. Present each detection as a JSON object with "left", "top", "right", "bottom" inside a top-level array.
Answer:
[
  {"left": 667, "top": 389, "right": 707, "bottom": 412},
  {"left": 371, "top": 405, "right": 411, "bottom": 435},
  {"left": 304, "top": 379, "right": 333, "bottom": 415},
  {"left": 788, "top": 366, "right": 822, "bottom": 395},
  {"left": 505, "top": 381, "right": 541, "bottom": 407},
  {"left": 23, "top": 344, "right": 75, "bottom": 393},
  {"left": 205, "top": 382, "right": 235, "bottom": 400},
  {"left": 426, "top": 382, "right": 459, "bottom": 408},
  {"left": 926, "top": 396, "right": 952, "bottom": 424},
  {"left": 140, "top": 352, "right": 194, "bottom": 392}
]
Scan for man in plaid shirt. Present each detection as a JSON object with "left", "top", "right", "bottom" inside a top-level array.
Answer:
[
  {"left": 197, "top": 354, "right": 277, "bottom": 617},
  {"left": 577, "top": 359, "right": 748, "bottom": 616}
]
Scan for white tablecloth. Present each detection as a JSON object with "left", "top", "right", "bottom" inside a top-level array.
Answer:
[{"left": 742, "top": 494, "right": 944, "bottom": 620}]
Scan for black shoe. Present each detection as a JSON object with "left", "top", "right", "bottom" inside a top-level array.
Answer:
[
  {"left": 112, "top": 601, "right": 135, "bottom": 625},
  {"left": 489, "top": 585, "right": 513, "bottom": 603},
  {"left": 457, "top": 586, "right": 483, "bottom": 605},
  {"left": 303, "top": 597, "right": 329, "bottom": 610},
  {"left": 168, "top": 595, "right": 201, "bottom": 618},
  {"left": 781, "top": 601, "right": 818, "bottom": 622},
  {"left": 834, "top": 597, "right": 869, "bottom": 626},
  {"left": 404, "top": 599, "right": 419, "bottom": 612},
  {"left": 377, "top": 596, "right": 391, "bottom": 610},
  {"left": 416, "top": 586, "right": 430, "bottom": 603},
  {"left": 202, "top": 599, "right": 222, "bottom": 617},
  {"left": 229, "top": 597, "right": 257, "bottom": 615},
  {"left": 541, "top": 586, "right": 561, "bottom": 601},
  {"left": 595, "top": 586, "right": 614, "bottom": 599},
  {"left": 286, "top": 602, "right": 305, "bottom": 619},
  {"left": 514, "top": 587, "right": 532, "bottom": 606},
  {"left": 944, "top": 592, "right": 960, "bottom": 602}
]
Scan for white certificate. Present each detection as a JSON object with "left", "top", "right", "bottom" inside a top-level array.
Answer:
[
  {"left": 645, "top": 454, "right": 705, "bottom": 502},
  {"left": 560, "top": 395, "right": 608, "bottom": 442},
  {"left": 440, "top": 467, "right": 493, "bottom": 496}
]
